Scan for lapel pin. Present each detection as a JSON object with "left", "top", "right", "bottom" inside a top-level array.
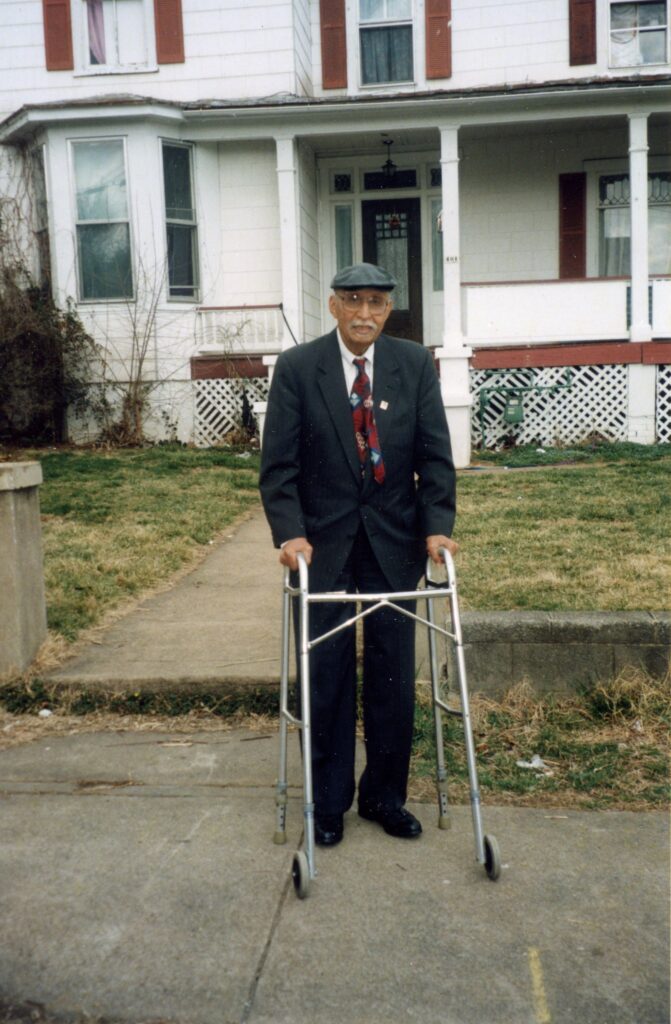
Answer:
[{"left": 379, "top": 400, "right": 389, "bottom": 411}]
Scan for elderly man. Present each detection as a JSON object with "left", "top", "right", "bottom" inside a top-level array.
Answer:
[{"left": 260, "top": 262, "right": 457, "bottom": 847}]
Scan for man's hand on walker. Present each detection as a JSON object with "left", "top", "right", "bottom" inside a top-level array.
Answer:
[
  {"left": 426, "top": 535, "right": 459, "bottom": 564},
  {"left": 279, "top": 537, "right": 314, "bottom": 571}
]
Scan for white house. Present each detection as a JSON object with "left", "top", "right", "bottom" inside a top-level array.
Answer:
[{"left": 0, "top": 0, "right": 669, "bottom": 464}]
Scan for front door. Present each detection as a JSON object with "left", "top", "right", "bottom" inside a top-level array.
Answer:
[{"left": 362, "top": 198, "right": 422, "bottom": 343}]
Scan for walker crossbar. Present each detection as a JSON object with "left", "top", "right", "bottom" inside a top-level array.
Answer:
[{"left": 274, "top": 548, "right": 502, "bottom": 898}]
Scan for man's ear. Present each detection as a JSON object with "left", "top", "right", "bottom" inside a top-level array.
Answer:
[{"left": 328, "top": 293, "right": 338, "bottom": 319}]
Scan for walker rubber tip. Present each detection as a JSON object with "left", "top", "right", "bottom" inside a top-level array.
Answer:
[
  {"left": 438, "top": 815, "right": 452, "bottom": 830},
  {"left": 273, "top": 831, "right": 288, "bottom": 845}
]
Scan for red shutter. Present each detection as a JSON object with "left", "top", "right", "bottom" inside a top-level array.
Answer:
[
  {"left": 320, "top": 0, "right": 347, "bottom": 90},
  {"left": 426, "top": 0, "right": 452, "bottom": 80},
  {"left": 569, "top": 0, "right": 596, "bottom": 65},
  {"left": 42, "top": 0, "right": 73, "bottom": 71},
  {"left": 559, "top": 173, "right": 587, "bottom": 279},
  {"left": 154, "top": 0, "right": 185, "bottom": 64}
]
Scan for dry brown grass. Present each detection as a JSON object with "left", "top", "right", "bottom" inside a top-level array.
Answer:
[
  {"left": 0, "top": 707, "right": 277, "bottom": 752},
  {"left": 409, "top": 668, "right": 670, "bottom": 810}
]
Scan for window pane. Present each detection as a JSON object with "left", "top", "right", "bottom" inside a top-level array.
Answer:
[
  {"left": 649, "top": 207, "right": 671, "bottom": 274},
  {"left": 639, "top": 29, "right": 666, "bottom": 62},
  {"left": 600, "top": 175, "right": 629, "bottom": 204},
  {"left": 375, "top": 211, "right": 409, "bottom": 308},
  {"left": 431, "top": 198, "right": 443, "bottom": 291},
  {"left": 611, "top": 3, "right": 637, "bottom": 29},
  {"left": 639, "top": 2, "right": 666, "bottom": 27},
  {"left": 74, "top": 140, "right": 128, "bottom": 221},
  {"left": 77, "top": 223, "right": 133, "bottom": 299},
  {"left": 387, "top": 0, "right": 412, "bottom": 19},
  {"left": 360, "top": 0, "right": 385, "bottom": 21},
  {"left": 361, "top": 25, "right": 413, "bottom": 83},
  {"left": 116, "top": 0, "right": 147, "bottom": 65},
  {"left": 361, "top": 0, "right": 411, "bottom": 18},
  {"left": 334, "top": 206, "right": 353, "bottom": 271},
  {"left": 31, "top": 148, "right": 48, "bottom": 231},
  {"left": 611, "top": 30, "right": 639, "bottom": 64},
  {"left": 87, "top": 0, "right": 106, "bottom": 64},
  {"left": 167, "top": 224, "right": 197, "bottom": 296},
  {"left": 163, "top": 145, "right": 194, "bottom": 221}
]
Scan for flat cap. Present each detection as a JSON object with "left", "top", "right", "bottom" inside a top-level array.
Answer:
[{"left": 330, "top": 262, "right": 396, "bottom": 291}]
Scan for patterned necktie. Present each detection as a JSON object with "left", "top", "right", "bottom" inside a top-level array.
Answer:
[{"left": 350, "top": 358, "right": 385, "bottom": 484}]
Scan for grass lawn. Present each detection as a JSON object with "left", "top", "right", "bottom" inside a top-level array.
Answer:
[
  {"left": 33, "top": 446, "right": 262, "bottom": 642},
  {"left": 455, "top": 442, "right": 671, "bottom": 611},
  {"left": 2, "top": 441, "right": 669, "bottom": 646}
]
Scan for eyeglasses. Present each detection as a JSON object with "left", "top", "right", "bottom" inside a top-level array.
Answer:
[{"left": 335, "top": 291, "right": 389, "bottom": 314}]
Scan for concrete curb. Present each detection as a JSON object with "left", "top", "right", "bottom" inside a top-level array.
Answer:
[{"left": 449, "top": 610, "right": 671, "bottom": 695}]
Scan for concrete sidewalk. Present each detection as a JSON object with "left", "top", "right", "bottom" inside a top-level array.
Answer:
[
  {"left": 45, "top": 510, "right": 284, "bottom": 692},
  {"left": 0, "top": 727, "right": 668, "bottom": 1024}
]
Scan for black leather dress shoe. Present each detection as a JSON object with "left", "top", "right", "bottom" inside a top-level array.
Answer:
[
  {"left": 358, "top": 805, "right": 422, "bottom": 839},
  {"left": 314, "top": 814, "right": 344, "bottom": 847}
]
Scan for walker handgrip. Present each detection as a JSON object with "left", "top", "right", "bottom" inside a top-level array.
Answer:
[
  {"left": 296, "top": 551, "right": 310, "bottom": 592},
  {"left": 425, "top": 546, "right": 457, "bottom": 587}
]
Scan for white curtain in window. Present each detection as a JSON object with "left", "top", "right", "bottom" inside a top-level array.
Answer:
[
  {"left": 431, "top": 198, "right": 443, "bottom": 292},
  {"left": 376, "top": 238, "right": 409, "bottom": 309},
  {"left": 87, "top": 0, "right": 106, "bottom": 64},
  {"left": 650, "top": 207, "right": 671, "bottom": 274},
  {"left": 600, "top": 207, "right": 631, "bottom": 276},
  {"left": 334, "top": 206, "right": 353, "bottom": 271}
]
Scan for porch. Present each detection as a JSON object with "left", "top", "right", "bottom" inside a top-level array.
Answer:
[{"left": 190, "top": 298, "right": 671, "bottom": 451}]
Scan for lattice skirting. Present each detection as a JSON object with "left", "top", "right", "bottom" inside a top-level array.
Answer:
[
  {"left": 657, "top": 365, "right": 671, "bottom": 444},
  {"left": 470, "top": 365, "right": 629, "bottom": 449},
  {"left": 194, "top": 377, "right": 270, "bottom": 447}
]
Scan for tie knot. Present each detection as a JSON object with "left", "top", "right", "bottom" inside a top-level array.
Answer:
[{"left": 354, "top": 358, "right": 366, "bottom": 370}]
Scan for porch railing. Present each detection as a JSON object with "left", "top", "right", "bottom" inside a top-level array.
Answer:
[
  {"left": 463, "top": 278, "right": 670, "bottom": 347},
  {"left": 195, "top": 305, "right": 283, "bottom": 354}
]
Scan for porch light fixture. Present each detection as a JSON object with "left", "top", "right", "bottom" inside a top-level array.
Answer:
[{"left": 381, "top": 139, "right": 397, "bottom": 181}]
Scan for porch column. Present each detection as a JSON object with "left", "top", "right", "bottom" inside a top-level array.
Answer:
[
  {"left": 627, "top": 114, "right": 656, "bottom": 442},
  {"left": 257, "top": 136, "right": 304, "bottom": 437},
  {"left": 275, "top": 135, "right": 303, "bottom": 352},
  {"left": 434, "top": 125, "right": 472, "bottom": 468},
  {"left": 628, "top": 114, "right": 652, "bottom": 343}
]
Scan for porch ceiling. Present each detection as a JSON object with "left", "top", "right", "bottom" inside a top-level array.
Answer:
[{"left": 310, "top": 111, "right": 670, "bottom": 158}]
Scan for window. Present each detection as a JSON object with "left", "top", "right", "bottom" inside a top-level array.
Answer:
[
  {"left": 83, "top": 0, "right": 152, "bottom": 71},
  {"left": 609, "top": 1, "right": 668, "bottom": 66},
  {"left": 73, "top": 139, "right": 133, "bottom": 300},
  {"left": 334, "top": 205, "right": 353, "bottom": 270},
  {"left": 359, "top": 0, "right": 413, "bottom": 85},
  {"left": 162, "top": 142, "right": 199, "bottom": 300},
  {"left": 31, "top": 147, "right": 51, "bottom": 289},
  {"left": 431, "top": 198, "right": 443, "bottom": 291},
  {"left": 598, "top": 172, "right": 671, "bottom": 275}
]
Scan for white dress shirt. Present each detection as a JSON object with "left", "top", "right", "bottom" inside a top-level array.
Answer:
[{"left": 337, "top": 330, "right": 374, "bottom": 394}]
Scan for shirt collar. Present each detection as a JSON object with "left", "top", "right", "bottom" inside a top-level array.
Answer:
[{"left": 336, "top": 329, "right": 374, "bottom": 366}]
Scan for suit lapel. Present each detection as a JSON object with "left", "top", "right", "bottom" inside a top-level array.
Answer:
[
  {"left": 371, "top": 333, "right": 401, "bottom": 457},
  {"left": 317, "top": 331, "right": 361, "bottom": 484}
]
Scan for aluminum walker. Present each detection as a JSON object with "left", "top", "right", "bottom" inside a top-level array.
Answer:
[{"left": 273, "top": 548, "right": 502, "bottom": 898}]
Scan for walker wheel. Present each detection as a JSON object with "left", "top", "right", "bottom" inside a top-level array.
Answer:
[
  {"left": 292, "top": 851, "right": 310, "bottom": 899},
  {"left": 484, "top": 834, "right": 501, "bottom": 881}
]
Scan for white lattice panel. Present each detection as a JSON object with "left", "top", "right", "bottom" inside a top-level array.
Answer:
[
  {"left": 194, "top": 377, "right": 270, "bottom": 447},
  {"left": 470, "top": 365, "right": 629, "bottom": 449},
  {"left": 656, "top": 365, "right": 671, "bottom": 444}
]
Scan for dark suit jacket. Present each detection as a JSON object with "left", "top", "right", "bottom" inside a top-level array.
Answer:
[{"left": 259, "top": 329, "right": 456, "bottom": 592}]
